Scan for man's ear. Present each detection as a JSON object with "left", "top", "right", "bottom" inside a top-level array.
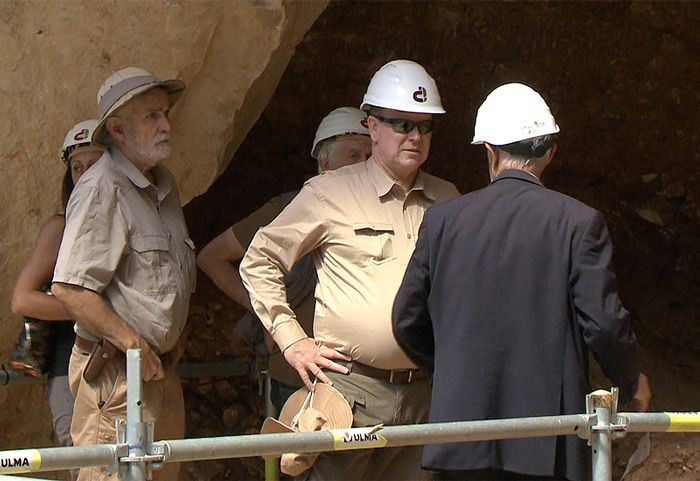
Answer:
[
  {"left": 318, "top": 154, "right": 330, "bottom": 172},
  {"left": 485, "top": 143, "right": 500, "bottom": 180},
  {"left": 105, "top": 117, "right": 125, "bottom": 143},
  {"left": 366, "top": 115, "right": 381, "bottom": 143}
]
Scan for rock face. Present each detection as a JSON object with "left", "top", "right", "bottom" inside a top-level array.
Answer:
[{"left": 0, "top": 0, "right": 328, "bottom": 452}]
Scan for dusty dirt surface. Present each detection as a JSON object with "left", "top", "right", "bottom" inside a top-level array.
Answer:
[{"left": 183, "top": 2, "right": 700, "bottom": 480}]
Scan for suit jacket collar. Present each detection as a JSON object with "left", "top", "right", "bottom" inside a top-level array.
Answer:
[{"left": 492, "top": 169, "right": 544, "bottom": 188}]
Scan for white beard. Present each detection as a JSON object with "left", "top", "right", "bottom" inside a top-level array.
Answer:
[{"left": 124, "top": 131, "right": 171, "bottom": 170}]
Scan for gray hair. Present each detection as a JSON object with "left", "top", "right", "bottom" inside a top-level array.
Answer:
[
  {"left": 496, "top": 135, "right": 556, "bottom": 165},
  {"left": 316, "top": 138, "right": 337, "bottom": 174}
]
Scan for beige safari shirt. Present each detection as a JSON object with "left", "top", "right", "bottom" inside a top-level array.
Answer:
[
  {"left": 54, "top": 148, "right": 196, "bottom": 354},
  {"left": 240, "top": 157, "right": 459, "bottom": 370}
]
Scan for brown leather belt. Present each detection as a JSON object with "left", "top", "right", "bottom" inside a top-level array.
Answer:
[
  {"left": 74, "top": 336, "right": 171, "bottom": 365},
  {"left": 343, "top": 361, "right": 427, "bottom": 384}
]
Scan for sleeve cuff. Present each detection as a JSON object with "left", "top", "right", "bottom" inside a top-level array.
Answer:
[
  {"left": 273, "top": 321, "right": 309, "bottom": 353},
  {"left": 51, "top": 273, "right": 105, "bottom": 294}
]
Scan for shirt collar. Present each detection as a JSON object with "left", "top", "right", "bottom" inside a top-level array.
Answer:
[
  {"left": 367, "top": 156, "right": 435, "bottom": 200},
  {"left": 110, "top": 147, "right": 173, "bottom": 201},
  {"left": 492, "top": 169, "right": 544, "bottom": 187}
]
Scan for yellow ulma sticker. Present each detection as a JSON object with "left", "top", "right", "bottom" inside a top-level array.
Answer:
[
  {"left": 666, "top": 412, "right": 700, "bottom": 432},
  {"left": 0, "top": 449, "right": 41, "bottom": 473},
  {"left": 332, "top": 427, "right": 388, "bottom": 451}
]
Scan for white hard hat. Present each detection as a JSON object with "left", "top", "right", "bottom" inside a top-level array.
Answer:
[
  {"left": 93, "top": 67, "right": 185, "bottom": 144},
  {"left": 360, "top": 59, "right": 445, "bottom": 114},
  {"left": 60, "top": 119, "right": 102, "bottom": 164},
  {"left": 472, "top": 83, "right": 560, "bottom": 145},
  {"left": 311, "top": 107, "right": 370, "bottom": 159}
]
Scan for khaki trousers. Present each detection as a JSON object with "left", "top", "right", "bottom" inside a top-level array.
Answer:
[
  {"left": 68, "top": 344, "right": 184, "bottom": 481},
  {"left": 299, "top": 371, "right": 431, "bottom": 481}
]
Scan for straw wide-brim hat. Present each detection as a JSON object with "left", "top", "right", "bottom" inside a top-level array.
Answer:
[
  {"left": 92, "top": 67, "right": 185, "bottom": 144},
  {"left": 260, "top": 383, "right": 353, "bottom": 476}
]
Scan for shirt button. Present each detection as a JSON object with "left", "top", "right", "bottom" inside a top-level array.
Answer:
[{"left": 407, "top": 233, "right": 412, "bottom": 239}]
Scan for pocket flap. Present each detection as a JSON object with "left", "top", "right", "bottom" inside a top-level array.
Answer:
[
  {"left": 342, "top": 390, "right": 366, "bottom": 409},
  {"left": 352, "top": 222, "right": 394, "bottom": 234},
  {"left": 129, "top": 235, "right": 169, "bottom": 253}
]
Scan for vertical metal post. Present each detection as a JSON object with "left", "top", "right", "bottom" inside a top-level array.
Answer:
[
  {"left": 261, "top": 369, "right": 280, "bottom": 481},
  {"left": 588, "top": 390, "right": 613, "bottom": 481},
  {"left": 125, "top": 349, "right": 148, "bottom": 481}
]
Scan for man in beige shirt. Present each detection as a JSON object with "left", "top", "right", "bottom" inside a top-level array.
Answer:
[
  {"left": 52, "top": 67, "right": 196, "bottom": 481},
  {"left": 241, "top": 60, "right": 459, "bottom": 481},
  {"left": 197, "top": 107, "right": 371, "bottom": 414}
]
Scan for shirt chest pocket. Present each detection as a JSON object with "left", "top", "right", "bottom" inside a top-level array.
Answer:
[
  {"left": 351, "top": 222, "right": 395, "bottom": 265},
  {"left": 127, "top": 235, "right": 177, "bottom": 294}
]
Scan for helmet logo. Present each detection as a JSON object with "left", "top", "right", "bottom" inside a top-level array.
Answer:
[
  {"left": 412, "top": 86, "right": 427, "bottom": 103},
  {"left": 73, "top": 128, "right": 90, "bottom": 142}
]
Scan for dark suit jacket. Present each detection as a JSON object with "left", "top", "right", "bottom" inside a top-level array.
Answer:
[{"left": 392, "top": 169, "right": 640, "bottom": 481}]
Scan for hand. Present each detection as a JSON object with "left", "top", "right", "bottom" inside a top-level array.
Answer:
[
  {"left": 283, "top": 338, "right": 351, "bottom": 390},
  {"left": 133, "top": 336, "right": 165, "bottom": 382},
  {"left": 629, "top": 372, "right": 651, "bottom": 412}
]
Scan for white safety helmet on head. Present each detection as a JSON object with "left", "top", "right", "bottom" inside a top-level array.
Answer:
[
  {"left": 361, "top": 59, "right": 445, "bottom": 114},
  {"left": 60, "top": 119, "right": 102, "bottom": 164},
  {"left": 311, "top": 107, "right": 370, "bottom": 159},
  {"left": 93, "top": 67, "right": 185, "bottom": 144},
  {"left": 472, "top": 83, "right": 560, "bottom": 146}
]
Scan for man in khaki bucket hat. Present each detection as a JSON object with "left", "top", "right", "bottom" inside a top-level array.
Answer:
[{"left": 53, "top": 67, "right": 196, "bottom": 481}]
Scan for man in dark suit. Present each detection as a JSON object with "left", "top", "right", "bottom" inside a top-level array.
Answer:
[{"left": 392, "top": 83, "right": 651, "bottom": 481}]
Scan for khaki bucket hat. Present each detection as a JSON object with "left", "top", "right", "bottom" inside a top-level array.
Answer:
[
  {"left": 260, "top": 383, "right": 353, "bottom": 476},
  {"left": 93, "top": 67, "right": 185, "bottom": 144}
]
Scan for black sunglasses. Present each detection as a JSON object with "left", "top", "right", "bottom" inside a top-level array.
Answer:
[{"left": 372, "top": 114, "right": 434, "bottom": 135}]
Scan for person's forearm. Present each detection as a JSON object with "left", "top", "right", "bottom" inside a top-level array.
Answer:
[
  {"left": 11, "top": 290, "right": 71, "bottom": 321},
  {"left": 198, "top": 258, "right": 253, "bottom": 312},
  {"left": 51, "top": 283, "right": 141, "bottom": 352}
]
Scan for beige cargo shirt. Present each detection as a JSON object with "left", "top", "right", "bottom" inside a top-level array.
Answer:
[
  {"left": 240, "top": 157, "right": 459, "bottom": 370},
  {"left": 53, "top": 148, "right": 196, "bottom": 354}
]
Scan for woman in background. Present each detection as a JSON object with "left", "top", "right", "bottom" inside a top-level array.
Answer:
[{"left": 11, "top": 119, "right": 103, "bottom": 476}]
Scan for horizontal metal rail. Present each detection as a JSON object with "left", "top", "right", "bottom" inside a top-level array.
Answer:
[
  {"left": 2, "top": 411, "right": 699, "bottom": 476},
  {"left": 3, "top": 351, "right": 699, "bottom": 481},
  {"left": 164, "top": 414, "right": 590, "bottom": 463}
]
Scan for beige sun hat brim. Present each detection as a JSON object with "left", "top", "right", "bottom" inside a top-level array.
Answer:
[
  {"left": 279, "top": 383, "right": 353, "bottom": 430},
  {"left": 92, "top": 78, "right": 185, "bottom": 145}
]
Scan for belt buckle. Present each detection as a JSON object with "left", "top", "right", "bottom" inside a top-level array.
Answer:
[{"left": 389, "top": 369, "right": 412, "bottom": 384}]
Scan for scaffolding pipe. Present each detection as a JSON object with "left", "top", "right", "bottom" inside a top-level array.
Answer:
[
  {"left": 3, "top": 410, "right": 700, "bottom": 477},
  {"left": 589, "top": 390, "right": 613, "bottom": 481},
  {"left": 125, "top": 350, "right": 148, "bottom": 481},
  {"left": 162, "top": 414, "right": 591, "bottom": 463},
  {"left": 4, "top": 351, "right": 700, "bottom": 479}
]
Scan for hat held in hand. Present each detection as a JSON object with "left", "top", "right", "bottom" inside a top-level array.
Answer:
[{"left": 260, "top": 383, "right": 353, "bottom": 476}]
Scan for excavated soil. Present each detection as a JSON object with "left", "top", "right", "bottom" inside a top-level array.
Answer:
[{"left": 182, "top": 2, "right": 700, "bottom": 480}]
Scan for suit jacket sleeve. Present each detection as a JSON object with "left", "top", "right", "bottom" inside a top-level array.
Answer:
[
  {"left": 570, "top": 210, "right": 641, "bottom": 401},
  {"left": 392, "top": 212, "right": 435, "bottom": 372}
]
